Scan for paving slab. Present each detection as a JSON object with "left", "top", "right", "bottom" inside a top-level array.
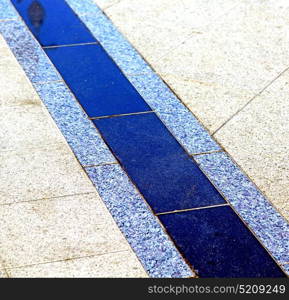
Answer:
[{"left": 7, "top": 251, "right": 147, "bottom": 278}]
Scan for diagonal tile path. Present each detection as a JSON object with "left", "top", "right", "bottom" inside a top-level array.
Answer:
[{"left": 0, "top": 0, "right": 288, "bottom": 277}]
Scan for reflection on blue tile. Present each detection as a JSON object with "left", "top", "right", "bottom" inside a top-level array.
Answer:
[
  {"left": 94, "top": 113, "right": 225, "bottom": 213},
  {"left": 195, "top": 152, "right": 289, "bottom": 263},
  {"left": 11, "top": 0, "right": 95, "bottom": 46},
  {"left": 0, "top": 0, "right": 18, "bottom": 20},
  {"left": 78, "top": 12, "right": 151, "bottom": 75},
  {"left": 45, "top": 44, "right": 151, "bottom": 117},
  {"left": 35, "top": 81, "right": 115, "bottom": 166},
  {"left": 86, "top": 164, "right": 194, "bottom": 278},
  {"left": 159, "top": 206, "right": 286, "bottom": 278},
  {"left": 0, "top": 20, "right": 60, "bottom": 83}
]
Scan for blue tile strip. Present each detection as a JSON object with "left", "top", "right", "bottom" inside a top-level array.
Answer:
[{"left": 1, "top": 0, "right": 287, "bottom": 277}]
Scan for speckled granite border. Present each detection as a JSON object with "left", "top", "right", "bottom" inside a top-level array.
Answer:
[
  {"left": 0, "top": 0, "right": 194, "bottom": 278},
  {"left": 64, "top": 0, "right": 289, "bottom": 274}
]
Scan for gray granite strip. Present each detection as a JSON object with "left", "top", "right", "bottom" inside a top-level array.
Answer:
[
  {"left": 0, "top": 0, "right": 18, "bottom": 20},
  {"left": 35, "top": 82, "right": 116, "bottom": 166},
  {"left": 0, "top": 20, "right": 60, "bottom": 83}
]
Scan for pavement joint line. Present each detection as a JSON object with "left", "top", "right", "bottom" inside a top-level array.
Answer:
[
  {"left": 212, "top": 65, "right": 289, "bottom": 136},
  {"left": 0, "top": 192, "right": 97, "bottom": 207},
  {"left": 2, "top": 249, "right": 131, "bottom": 271}
]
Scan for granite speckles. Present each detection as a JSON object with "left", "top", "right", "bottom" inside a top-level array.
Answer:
[
  {"left": 0, "top": 20, "right": 60, "bottom": 83},
  {"left": 85, "top": 164, "right": 194, "bottom": 278},
  {"left": 76, "top": 11, "right": 151, "bottom": 76},
  {"left": 194, "top": 152, "right": 289, "bottom": 263},
  {"left": 35, "top": 81, "right": 116, "bottom": 166},
  {"left": 0, "top": 0, "right": 18, "bottom": 20}
]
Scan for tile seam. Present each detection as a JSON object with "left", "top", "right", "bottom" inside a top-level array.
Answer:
[
  {"left": 89, "top": 110, "right": 154, "bottom": 120},
  {"left": 42, "top": 41, "right": 99, "bottom": 49},
  {"left": 156, "top": 203, "right": 230, "bottom": 216},
  {"left": 212, "top": 65, "right": 289, "bottom": 136},
  {"left": 2, "top": 249, "right": 132, "bottom": 271}
]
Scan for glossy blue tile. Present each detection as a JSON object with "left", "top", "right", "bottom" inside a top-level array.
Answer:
[
  {"left": 45, "top": 44, "right": 151, "bottom": 117},
  {"left": 11, "top": 0, "right": 95, "bottom": 46},
  {"left": 159, "top": 206, "right": 286, "bottom": 278},
  {"left": 93, "top": 113, "right": 225, "bottom": 213}
]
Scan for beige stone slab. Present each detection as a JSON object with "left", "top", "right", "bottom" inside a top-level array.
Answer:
[
  {"left": 0, "top": 104, "right": 65, "bottom": 153},
  {"left": 215, "top": 70, "right": 289, "bottom": 221},
  {"left": 105, "top": 0, "right": 237, "bottom": 65},
  {"left": 0, "top": 35, "right": 40, "bottom": 107},
  {"left": 0, "top": 145, "right": 95, "bottom": 204},
  {"left": 152, "top": 0, "right": 289, "bottom": 132},
  {"left": 0, "top": 193, "right": 130, "bottom": 268},
  {"left": 7, "top": 251, "right": 147, "bottom": 278}
]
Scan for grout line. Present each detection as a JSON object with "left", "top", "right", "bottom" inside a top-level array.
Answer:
[
  {"left": 89, "top": 110, "right": 155, "bottom": 120},
  {"left": 0, "top": 192, "right": 97, "bottom": 207},
  {"left": 153, "top": 2, "right": 240, "bottom": 64},
  {"left": 212, "top": 66, "right": 289, "bottom": 136},
  {"left": 191, "top": 149, "right": 223, "bottom": 156},
  {"left": 42, "top": 41, "right": 99, "bottom": 49},
  {"left": 3, "top": 249, "right": 131, "bottom": 272},
  {"left": 156, "top": 203, "right": 229, "bottom": 216}
]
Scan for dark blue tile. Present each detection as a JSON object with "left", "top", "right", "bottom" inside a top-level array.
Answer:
[
  {"left": 11, "top": 0, "right": 95, "bottom": 46},
  {"left": 159, "top": 206, "right": 285, "bottom": 278},
  {"left": 45, "top": 44, "right": 151, "bottom": 117},
  {"left": 93, "top": 113, "right": 225, "bottom": 213}
]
